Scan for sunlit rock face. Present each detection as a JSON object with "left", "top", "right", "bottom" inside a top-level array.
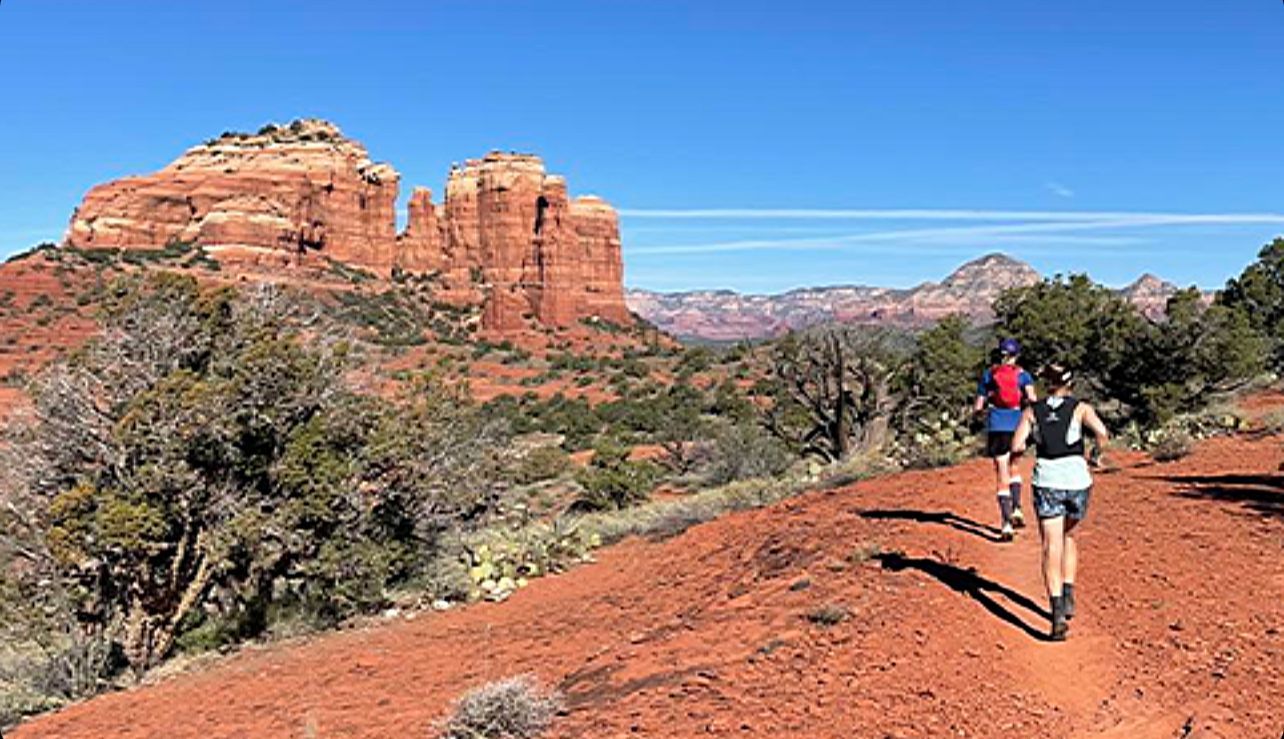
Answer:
[{"left": 66, "top": 121, "right": 631, "bottom": 332}]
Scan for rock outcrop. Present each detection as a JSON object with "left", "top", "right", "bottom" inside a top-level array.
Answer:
[
  {"left": 395, "top": 187, "right": 445, "bottom": 275},
  {"left": 68, "top": 120, "right": 400, "bottom": 270},
  {"left": 65, "top": 120, "right": 631, "bottom": 332},
  {"left": 394, "top": 154, "right": 631, "bottom": 331}
]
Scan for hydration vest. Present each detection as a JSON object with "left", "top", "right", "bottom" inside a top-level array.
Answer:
[
  {"left": 987, "top": 364, "right": 1024, "bottom": 409},
  {"left": 1033, "top": 397, "right": 1084, "bottom": 459}
]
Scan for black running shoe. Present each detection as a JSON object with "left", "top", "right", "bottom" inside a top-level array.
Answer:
[
  {"left": 1063, "top": 585, "right": 1076, "bottom": 621},
  {"left": 1051, "top": 618, "right": 1068, "bottom": 641}
]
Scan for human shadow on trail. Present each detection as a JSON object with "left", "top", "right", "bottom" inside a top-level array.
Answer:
[
  {"left": 1153, "top": 473, "right": 1283, "bottom": 519},
  {"left": 860, "top": 509, "right": 1006, "bottom": 543},
  {"left": 875, "top": 551, "right": 1052, "bottom": 641}
]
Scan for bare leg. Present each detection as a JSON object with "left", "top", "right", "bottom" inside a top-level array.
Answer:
[
  {"left": 994, "top": 453, "right": 1014, "bottom": 529},
  {"left": 1039, "top": 515, "right": 1066, "bottom": 598},
  {"left": 1063, "top": 517, "right": 1079, "bottom": 586},
  {"left": 994, "top": 453, "right": 1011, "bottom": 493}
]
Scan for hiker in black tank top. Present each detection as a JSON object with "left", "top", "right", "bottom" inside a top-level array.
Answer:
[{"left": 1012, "top": 363, "right": 1110, "bottom": 641}]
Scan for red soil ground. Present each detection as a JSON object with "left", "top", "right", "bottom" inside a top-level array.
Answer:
[{"left": 12, "top": 428, "right": 1284, "bottom": 738}]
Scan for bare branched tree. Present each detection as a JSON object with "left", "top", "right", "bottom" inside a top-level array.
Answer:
[{"left": 763, "top": 326, "right": 908, "bottom": 463}]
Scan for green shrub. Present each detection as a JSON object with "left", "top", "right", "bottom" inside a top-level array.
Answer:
[
  {"left": 331, "top": 289, "right": 432, "bottom": 345},
  {"left": 510, "top": 446, "right": 573, "bottom": 485},
  {"left": 0, "top": 576, "right": 116, "bottom": 727},
  {"left": 702, "top": 420, "right": 792, "bottom": 485},
  {"left": 575, "top": 442, "right": 660, "bottom": 511}
]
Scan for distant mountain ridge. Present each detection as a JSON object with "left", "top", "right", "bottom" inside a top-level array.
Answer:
[{"left": 626, "top": 253, "right": 1197, "bottom": 342}]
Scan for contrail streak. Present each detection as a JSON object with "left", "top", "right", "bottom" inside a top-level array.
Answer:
[
  {"left": 625, "top": 215, "right": 1284, "bottom": 256},
  {"left": 619, "top": 207, "right": 1284, "bottom": 223}
]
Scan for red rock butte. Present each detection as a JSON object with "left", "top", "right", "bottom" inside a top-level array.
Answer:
[{"left": 64, "top": 119, "right": 630, "bottom": 332}]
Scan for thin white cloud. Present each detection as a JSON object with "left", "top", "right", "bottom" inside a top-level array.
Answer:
[
  {"left": 624, "top": 213, "right": 1284, "bottom": 256},
  {"left": 1045, "top": 182, "right": 1075, "bottom": 199},
  {"left": 917, "top": 233, "right": 1147, "bottom": 247},
  {"left": 618, "top": 207, "right": 1284, "bottom": 223}
]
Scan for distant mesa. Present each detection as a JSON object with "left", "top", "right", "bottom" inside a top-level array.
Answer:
[{"left": 64, "top": 119, "right": 630, "bottom": 333}]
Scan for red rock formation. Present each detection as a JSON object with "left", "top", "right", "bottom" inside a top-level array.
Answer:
[
  {"left": 395, "top": 187, "right": 445, "bottom": 274},
  {"left": 64, "top": 121, "right": 631, "bottom": 332},
  {"left": 571, "top": 196, "right": 630, "bottom": 325},
  {"left": 67, "top": 120, "right": 399, "bottom": 271},
  {"left": 418, "top": 152, "right": 631, "bottom": 331}
]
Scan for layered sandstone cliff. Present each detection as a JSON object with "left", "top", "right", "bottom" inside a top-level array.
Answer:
[
  {"left": 65, "top": 120, "right": 631, "bottom": 332},
  {"left": 67, "top": 120, "right": 400, "bottom": 270}
]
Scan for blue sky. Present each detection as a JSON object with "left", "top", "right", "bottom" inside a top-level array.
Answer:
[{"left": 2, "top": 1, "right": 1282, "bottom": 293}]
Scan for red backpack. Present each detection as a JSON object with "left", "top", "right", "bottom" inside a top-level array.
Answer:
[{"left": 988, "top": 364, "right": 1023, "bottom": 409}]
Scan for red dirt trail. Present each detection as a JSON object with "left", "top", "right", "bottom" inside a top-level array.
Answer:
[{"left": 12, "top": 430, "right": 1283, "bottom": 738}]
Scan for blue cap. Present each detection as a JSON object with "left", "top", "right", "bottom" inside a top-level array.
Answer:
[{"left": 999, "top": 338, "right": 1021, "bottom": 356}]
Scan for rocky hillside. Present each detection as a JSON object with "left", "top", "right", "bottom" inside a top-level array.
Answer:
[
  {"left": 12, "top": 424, "right": 1283, "bottom": 739},
  {"left": 627, "top": 254, "right": 1199, "bottom": 341},
  {"left": 66, "top": 119, "right": 630, "bottom": 332},
  {"left": 1120, "top": 272, "right": 1183, "bottom": 318}
]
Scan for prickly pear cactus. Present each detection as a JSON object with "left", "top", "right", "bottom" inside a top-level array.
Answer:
[{"left": 461, "top": 522, "right": 599, "bottom": 602}]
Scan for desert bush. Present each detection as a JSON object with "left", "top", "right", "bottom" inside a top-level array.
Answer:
[
  {"left": 484, "top": 394, "right": 602, "bottom": 450},
  {"left": 894, "top": 413, "right": 975, "bottom": 469},
  {"left": 1149, "top": 428, "right": 1195, "bottom": 462},
  {"left": 575, "top": 442, "right": 660, "bottom": 511},
  {"left": 676, "top": 345, "right": 714, "bottom": 374},
  {"left": 0, "top": 572, "right": 117, "bottom": 726},
  {"left": 483, "top": 379, "right": 740, "bottom": 454},
  {"left": 900, "top": 316, "right": 986, "bottom": 419},
  {"left": 508, "top": 446, "right": 573, "bottom": 485},
  {"left": 702, "top": 419, "right": 793, "bottom": 485},
  {"left": 893, "top": 315, "right": 986, "bottom": 467},
  {"left": 1259, "top": 409, "right": 1284, "bottom": 435},
  {"left": 806, "top": 604, "right": 849, "bottom": 627},
  {"left": 440, "top": 674, "right": 562, "bottom": 739},
  {"left": 1119, "top": 404, "right": 1250, "bottom": 451},
  {"left": 332, "top": 288, "right": 433, "bottom": 345}
]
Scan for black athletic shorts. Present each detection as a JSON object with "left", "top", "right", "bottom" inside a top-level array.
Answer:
[{"left": 984, "top": 431, "right": 1015, "bottom": 458}]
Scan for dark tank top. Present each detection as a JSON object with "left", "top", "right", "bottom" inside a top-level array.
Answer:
[{"left": 1033, "top": 397, "right": 1084, "bottom": 460}]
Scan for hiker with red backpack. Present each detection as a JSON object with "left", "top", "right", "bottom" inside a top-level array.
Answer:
[{"left": 972, "top": 338, "right": 1037, "bottom": 541}]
